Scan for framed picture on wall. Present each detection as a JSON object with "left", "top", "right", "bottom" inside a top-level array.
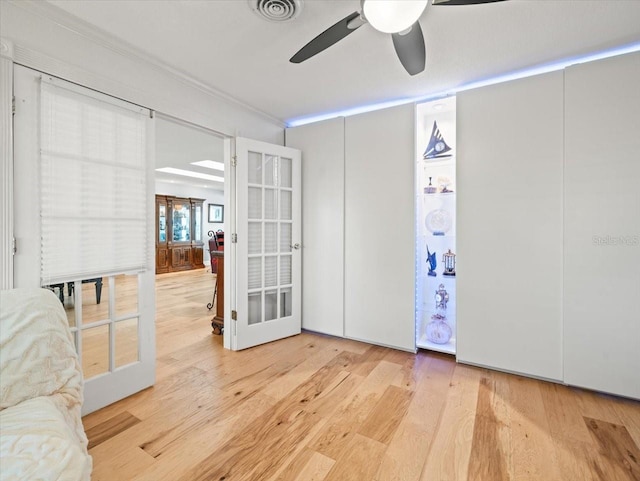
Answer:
[{"left": 208, "top": 204, "right": 224, "bottom": 223}]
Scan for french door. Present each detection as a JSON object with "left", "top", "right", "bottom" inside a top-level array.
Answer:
[
  {"left": 231, "top": 138, "right": 302, "bottom": 350},
  {"left": 12, "top": 65, "right": 155, "bottom": 415}
]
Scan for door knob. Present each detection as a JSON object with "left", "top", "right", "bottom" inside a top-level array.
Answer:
[{"left": 291, "top": 243, "right": 301, "bottom": 250}]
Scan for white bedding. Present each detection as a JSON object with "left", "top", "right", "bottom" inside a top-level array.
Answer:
[
  {"left": 0, "top": 288, "right": 92, "bottom": 481},
  {"left": 0, "top": 396, "right": 92, "bottom": 481}
]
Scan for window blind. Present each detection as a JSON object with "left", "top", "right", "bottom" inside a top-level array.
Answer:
[{"left": 40, "top": 78, "right": 149, "bottom": 285}]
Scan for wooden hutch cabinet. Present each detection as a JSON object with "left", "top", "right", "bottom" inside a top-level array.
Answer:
[{"left": 155, "top": 195, "right": 205, "bottom": 273}]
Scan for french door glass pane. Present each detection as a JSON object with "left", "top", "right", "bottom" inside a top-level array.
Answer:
[
  {"left": 280, "top": 256, "right": 292, "bottom": 285},
  {"left": 265, "top": 291, "right": 278, "bottom": 321},
  {"left": 265, "top": 256, "right": 277, "bottom": 287},
  {"left": 248, "top": 222, "right": 262, "bottom": 254},
  {"left": 265, "top": 188, "right": 277, "bottom": 220},
  {"left": 280, "top": 223, "right": 292, "bottom": 253},
  {"left": 280, "top": 190, "right": 292, "bottom": 221},
  {"left": 82, "top": 324, "right": 109, "bottom": 379},
  {"left": 115, "top": 274, "right": 137, "bottom": 318},
  {"left": 81, "top": 279, "right": 108, "bottom": 325},
  {"left": 248, "top": 293, "right": 262, "bottom": 325},
  {"left": 265, "top": 155, "right": 277, "bottom": 186},
  {"left": 115, "top": 318, "right": 138, "bottom": 368},
  {"left": 281, "top": 288, "right": 292, "bottom": 317},
  {"left": 280, "top": 157, "right": 292, "bottom": 188},
  {"left": 248, "top": 257, "right": 262, "bottom": 289},
  {"left": 248, "top": 187, "right": 262, "bottom": 219},
  {"left": 248, "top": 151, "right": 262, "bottom": 184},
  {"left": 265, "top": 223, "right": 277, "bottom": 253}
]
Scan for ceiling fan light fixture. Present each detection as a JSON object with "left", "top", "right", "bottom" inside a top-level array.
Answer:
[{"left": 362, "top": 0, "right": 428, "bottom": 34}]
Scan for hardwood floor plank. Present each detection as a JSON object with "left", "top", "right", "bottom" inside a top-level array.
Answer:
[
  {"left": 358, "top": 385, "right": 414, "bottom": 445},
  {"left": 506, "top": 375, "right": 563, "bottom": 481},
  {"left": 374, "top": 354, "right": 454, "bottom": 481},
  {"left": 466, "top": 377, "right": 509, "bottom": 481},
  {"left": 292, "top": 451, "right": 335, "bottom": 481},
  {"left": 86, "top": 411, "right": 142, "bottom": 450},
  {"left": 323, "top": 434, "right": 387, "bottom": 481},
  {"left": 350, "top": 345, "right": 393, "bottom": 377},
  {"left": 175, "top": 352, "right": 364, "bottom": 481},
  {"left": 612, "top": 398, "right": 640, "bottom": 449},
  {"left": 539, "top": 381, "right": 593, "bottom": 444},
  {"left": 584, "top": 417, "right": 640, "bottom": 480},
  {"left": 419, "top": 364, "right": 481, "bottom": 481},
  {"left": 90, "top": 447, "right": 156, "bottom": 481},
  {"left": 131, "top": 392, "right": 277, "bottom": 481},
  {"left": 309, "top": 360, "right": 401, "bottom": 460},
  {"left": 272, "top": 448, "right": 315, "bottom": 481}
]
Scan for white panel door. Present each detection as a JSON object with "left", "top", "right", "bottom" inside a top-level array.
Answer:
[
  {"left": 564, "top": 52, "right": 640, "bottom": 399},
  {"left": 286, "top": 118, "right": 345, "bottom": 337},
  {"left": 13, "top": 65, "right": 156, "bottom": 414},
  {"left": 456, "top": 71, "right": 564, "bottom": 381},
  {"left": 233, "top": 137, "right": 302, "bottom": 350}
]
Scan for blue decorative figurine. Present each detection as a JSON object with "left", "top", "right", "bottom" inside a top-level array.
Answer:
[{"left": 426, "top": 245, "right": 437, "bottom": 277}]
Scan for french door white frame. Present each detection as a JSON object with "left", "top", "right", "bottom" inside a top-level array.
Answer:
[
  {"left": 12, "top": 64, "right": 156, "bottom": 415},
  {"left": 0, "top": 39, "right": 14, "bottom": 290},
  {"left": 229, "top": 137, "right": 302, "bottom": 351}
]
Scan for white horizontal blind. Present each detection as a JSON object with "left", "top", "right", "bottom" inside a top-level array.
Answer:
[{"left": 40, "top": 78, "right": 148, "bottom": 284}]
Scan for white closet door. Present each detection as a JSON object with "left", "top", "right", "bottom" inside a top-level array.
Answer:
[
  {"left": 564, "top": 52, "right": 640, "bottom": 399},
  {"left": 286, "top": 118, "right": 345, "bottom": 337},
  {"left": 344, "top": 104, "right": 415, "bottom": 352},
  {"left": 456, "top": 71, "right": 564, "bottom": 381}
]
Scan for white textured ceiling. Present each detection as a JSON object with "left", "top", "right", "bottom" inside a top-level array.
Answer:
[{"left": 46, "top": 0, "right": 640, "bottom": 125}]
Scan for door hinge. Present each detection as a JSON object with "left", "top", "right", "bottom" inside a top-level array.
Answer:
[
  {"left": 12, "top": 237, "right": 16, "bottom": 255},
  {"left": 12, "top": 96, "right": 16, "bottom": 116},
  {"left": 231, "top": 155, "right": 237, "bottom": 167},
  {"left": 231, "top": 310, "right": 237, "bottom": 320},
  {"left": 231, "top": 233, "right": 238, "bottom": 243}
]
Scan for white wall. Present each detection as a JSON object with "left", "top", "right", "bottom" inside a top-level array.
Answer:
[
  {"left": 563, "top": 52, "right": 640, "bottom": 399},
  {"left": 0, "top": 1, "right": 283, "bottom": 144},
  {"left": 155, "top": 181, "right": 224, "bottom": 265},
  {"left": 286, "top": 118, "right": 345, "bottom": 337},
  {"left": 456, "top": 71, "right": 565, "bottom": 381}
]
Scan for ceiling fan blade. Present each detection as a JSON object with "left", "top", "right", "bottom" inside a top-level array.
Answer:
[
  {"left": 290, "top": 11, "right": 364, "bottom": 63},
  {"left": 392, "top": 22, "right": 426, "bottom": 76},
  {"left": 432, "top": 0, "right": 507, "bottom": 5}
]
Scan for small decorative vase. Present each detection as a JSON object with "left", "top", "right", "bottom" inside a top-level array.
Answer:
[
  {"left": 426, "top": 314, "right": 452, "bottom": 344},
  {"left": 424, "top": 176, "right": 437, "bottom": 194}
]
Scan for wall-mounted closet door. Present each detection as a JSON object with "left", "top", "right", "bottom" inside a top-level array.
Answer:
[
  {"left": 344, "top": 105, "right": 416, "bottom": 352},
  {"left": 456, "top": 71, "right": 564, "bottom": 381},
  {"left": 286, "top": 118, "right": 345, "bottom": 337},
  {"left": 564, "top": 52, "right": 640, "bottom": 399}
]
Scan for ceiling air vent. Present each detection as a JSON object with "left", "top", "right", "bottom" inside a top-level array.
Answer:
[{"left": 249, "top": 0, "right": 302, "bottom": 22}]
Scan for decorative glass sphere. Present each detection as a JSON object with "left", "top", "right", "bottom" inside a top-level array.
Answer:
[{"left": 426, "top": 316, "right": 452, "bottom": 344}]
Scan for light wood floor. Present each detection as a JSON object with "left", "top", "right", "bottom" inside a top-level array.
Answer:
[{"left": 82, "top": 269, "right": 640, "bottom": 481}]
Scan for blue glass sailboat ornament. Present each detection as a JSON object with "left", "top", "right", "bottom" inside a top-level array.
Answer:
[
  {"left": 423, "top": 121, "right": 453, "bottom": 160},
  {"left": 426, "top": 245, "right": 437, "bottom": 277}
]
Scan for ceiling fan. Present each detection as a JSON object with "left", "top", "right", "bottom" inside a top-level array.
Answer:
[{"left": 290, "top": 0, "right": 507, "bottom": 76}]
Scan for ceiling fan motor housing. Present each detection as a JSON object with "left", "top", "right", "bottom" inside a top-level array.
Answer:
[{"left": 249, "top": 0, "right": 303, "bottom": 22}]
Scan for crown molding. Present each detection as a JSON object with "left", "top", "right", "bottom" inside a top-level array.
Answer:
[
  {"left": 0, "top": 38, "right": 14, "bottom": 60},
  {"left": 7, "top": 0, "right": 286, "bottom": 128}
]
